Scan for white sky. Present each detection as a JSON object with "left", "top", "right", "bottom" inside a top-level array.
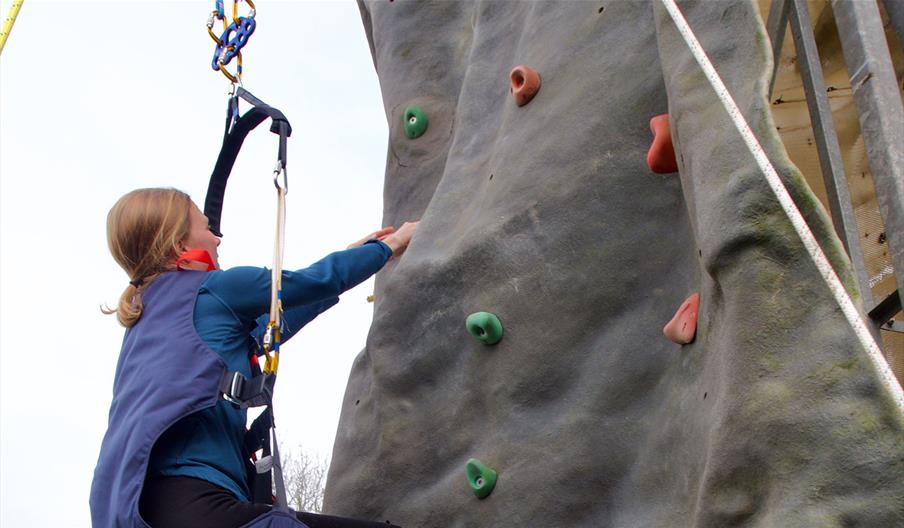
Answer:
[{"left": 0, "top": 1, "right": 389, "bottom": 525}]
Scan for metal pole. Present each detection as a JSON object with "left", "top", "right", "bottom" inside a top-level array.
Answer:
[
  {"left": 788, "top": 0, "right": 875, "bottom": 309},
  {"left": 832, "top": 0, "right": 904, "bottom": 321},
  {"left": 767, "top": 0, "right": 790, "bottom": 99},
  {"left": 882, "top": 0, "right": 904, "bottom": 55}
]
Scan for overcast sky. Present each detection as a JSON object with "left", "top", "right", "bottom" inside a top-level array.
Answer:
[{"left": 0, "top": 1, "right": 390, "bottom": 525}]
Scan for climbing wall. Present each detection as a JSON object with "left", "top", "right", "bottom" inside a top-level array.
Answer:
[{"left": 325, "top": 1, "right": 904, "bottom": 526}]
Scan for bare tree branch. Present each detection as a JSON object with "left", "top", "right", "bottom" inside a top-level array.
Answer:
[{"left": 279, "top": 443, "right": 328, "bottom": 513}]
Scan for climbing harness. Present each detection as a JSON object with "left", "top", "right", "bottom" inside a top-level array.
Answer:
[
  {"left": 659, "top": 0, "right": 904, "bottom": 414},
  {"left": 0, "top": 0, "right": 24, "bottom": 55},
  {"left": 203, "top": 0, "right": 294, "bottom": 512},
  {"left": 206, "top": 0, "right": 256, "bottom": 83},
  {"left": 205, "top": 85, "right": 293, "bottom": 511}
]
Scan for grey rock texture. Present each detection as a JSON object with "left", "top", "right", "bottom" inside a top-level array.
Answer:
[{"left": 324, "top": 1, "right": 904, "bottom": 526}]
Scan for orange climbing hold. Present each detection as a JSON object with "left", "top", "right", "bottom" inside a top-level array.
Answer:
[
  {"left": 663, "top": 293, "right": 699, "bottom": 345},
  {"left": 647, "top": 114, "right": 678, "bottom": 174},
  {"left": 510, "top": 65, "right": 541, "bottom": 107}
]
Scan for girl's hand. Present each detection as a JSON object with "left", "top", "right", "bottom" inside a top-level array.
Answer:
[
  {"left": 347, "top": 226, "right": 396, "bottom": 249},
  {"left": 381, "top": 221, "right": 419, "bottom": 257}
]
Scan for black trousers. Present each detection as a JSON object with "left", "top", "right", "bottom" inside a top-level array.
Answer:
[{"left": 140, "top": 476, "right": 400, "bottom": 528}]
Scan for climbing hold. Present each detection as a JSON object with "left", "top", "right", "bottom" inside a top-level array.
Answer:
[
  {"left": 466, "top": 312, "right": 503, "bottom": 345},
  {"left": 509, "top": 65, "right": 541, "bottom": 107},
  {"left": 663, "top": 293, "right": 700, "bottom": 344},
  {"left": 403, "top": 106, "right": 429, "bottom": 139},
  {"left": 466, "top": 458, "right": 497, "bottom": 499},
  {"left": 646, "top": 114, "right": 678, "bottom": 174}
]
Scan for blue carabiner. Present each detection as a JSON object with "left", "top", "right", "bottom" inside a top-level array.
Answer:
[{"left": 211, "top": 16, "right": 257, "bottom": 72}]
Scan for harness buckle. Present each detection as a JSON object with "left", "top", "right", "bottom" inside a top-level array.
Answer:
[
  {"left": 222, "top": 371, "right": 246, "bottom": 405},
  {"left": 220, "top": 370, "right": 275, "bottom": 408}
]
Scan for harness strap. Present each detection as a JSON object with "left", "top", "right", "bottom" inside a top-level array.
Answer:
[
  {"left": 221, "top": 366, "right": 290, "bottom": 508},
  {"left": 242, "top": 414, "right": 287, "bottom": 509},
  {"left": 239, "top": 393, "right": 287, "bottom": 509},
  {"left": 203, "top": 87, "right": 292, "bottom": 237},
  {"left": 245, "top": 407, "right": 274, "bottom": 504},
  {"left": 244, "top": 407, "right": 272, "bottom": 454},
  {"left": 223, "top": 370, "right": 278, "bottom": 505},
  {"left": 219, "top": 370, "right": 275, "bottom": 408},
  {"left": 270, "top": 431, "right": 289, "bottom": 511}
]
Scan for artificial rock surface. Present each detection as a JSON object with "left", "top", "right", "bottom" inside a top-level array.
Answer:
[{"left": 324, "top": 1, "right": 904, "bottom": 526}]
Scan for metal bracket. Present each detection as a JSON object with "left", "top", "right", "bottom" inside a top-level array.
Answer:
[{"left": 869, "top": 290, "right": 902, "bottom": 327}]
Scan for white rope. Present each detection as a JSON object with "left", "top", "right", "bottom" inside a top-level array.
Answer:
[
  {"left": 659, "top": 0, "right": 904, "bottom": 413},
  {"left": 268, "top": 177, "right": 289, "bottom": 512},
  {"left": 270, "top": 184, "right": 286, "bottom": 330}
]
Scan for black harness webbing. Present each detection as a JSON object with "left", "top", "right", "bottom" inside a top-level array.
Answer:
[
  {"left": 222, "top": 365, "right": 277, "bottom": 505},
  {"left": 245, "top": 406, "right": 275, "bottom": 504},
  {"left": 203, "top": 86, "right": 292, "bottom": 237},
  {"left": 220, "top": 370, "right": 276, "bottom": 409}
]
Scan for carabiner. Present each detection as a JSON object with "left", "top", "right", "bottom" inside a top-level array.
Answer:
[{"left": 273, "top": 162, "right": 288, "bottom": 193}]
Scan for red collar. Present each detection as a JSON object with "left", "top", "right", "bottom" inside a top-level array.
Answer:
[{"left": 176, "top": 249, "right": 216, "bottom": 272}]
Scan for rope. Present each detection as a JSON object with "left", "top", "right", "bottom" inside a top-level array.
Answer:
[
  {"left": 263, "top": 181, "right": 286, "bottom": 375},
  {"left": 658, "top": 0, "right": 904, "bottom": 414},
  {"left": 0, "top": 0, "right": 24, "bottom": 55},
  {"left": 262, "top": 155, "right": 289, "bottom": 512}
]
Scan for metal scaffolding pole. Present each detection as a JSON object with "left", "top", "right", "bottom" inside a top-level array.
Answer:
[
  {"left": 882, "top": 0, "right": 904, "bottom": 55},
  {"left": 767, "top": 0, "right": 790, "bottom": 99},
  {"left": 788, "top": 0, "right": 875, "bottom": 309},
  {"left": 832, "top": 0, "right": 904, "bottom": 325}
]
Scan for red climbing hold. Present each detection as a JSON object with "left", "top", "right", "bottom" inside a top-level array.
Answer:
[
  {"left": 647, "top": 114, "right": 678, "bottom": 174},
  {"left": 510, "top": 65, "right": 541, "bottom": 107},
  {"left": 663, "top": 293, "right": 699, "bottom": 345}
]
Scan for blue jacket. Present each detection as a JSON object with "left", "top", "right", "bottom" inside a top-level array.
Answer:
[
  {"left": 147, "top": 265, "right": 347, "bottom": 501},
  {"left": 90, "top": 243, "right": 390, "bottom": 527}
]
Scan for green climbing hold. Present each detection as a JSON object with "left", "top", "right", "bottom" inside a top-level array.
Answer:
[
  {"left": 466, "top": 312, "right": 503, "bottom": 345},
  {"left": 466, "top": 458, "right": 497, "bottom": 499},
  {"left": 403, "top": 105, "right": 428, "bottom": 139}
]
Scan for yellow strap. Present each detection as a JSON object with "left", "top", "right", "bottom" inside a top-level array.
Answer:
[{"left": 0, "top": 0, "right": 25, "bottom": 55}]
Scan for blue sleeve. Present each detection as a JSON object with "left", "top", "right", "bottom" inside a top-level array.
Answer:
[
  {"left": 250, "top": 298, "right": 339, "bottom": 343},
  {"left": 207, "top": 240, "right": 391, "bottom": 341}
]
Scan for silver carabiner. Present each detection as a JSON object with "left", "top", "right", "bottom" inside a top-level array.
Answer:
[{"left": 273, "top": 162, "right": 288, "bottom": 194}]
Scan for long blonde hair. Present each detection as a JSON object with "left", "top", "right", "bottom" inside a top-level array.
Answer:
[{"left": 103, "top": 188, "right": 193, "bottom": 327}]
